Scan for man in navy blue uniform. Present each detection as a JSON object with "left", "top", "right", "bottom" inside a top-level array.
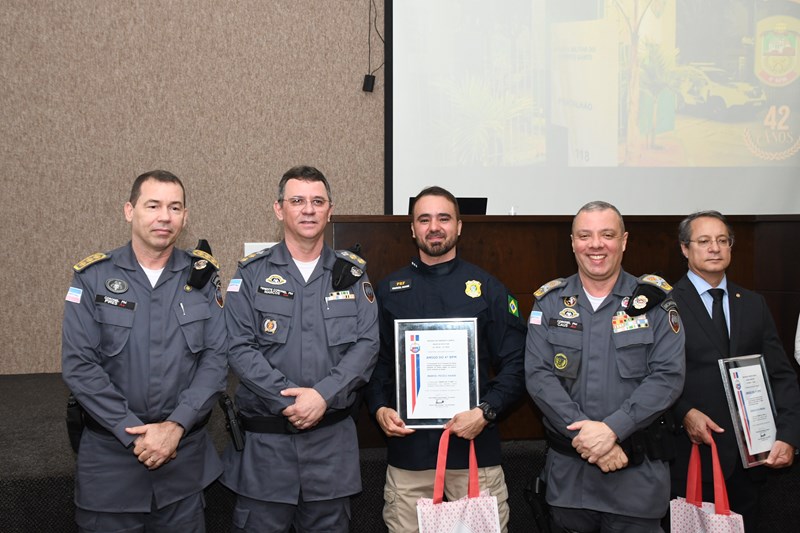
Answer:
[
  {"left": 365, "top": 186, "right": 526, "bottom": 533},
  {"left": 62, "top": 170, "right": 227, "bottom": 532}
]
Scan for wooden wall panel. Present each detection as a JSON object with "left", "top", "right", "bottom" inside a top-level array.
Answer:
[{"left": 331, "top": 215, "right": 800, "bottom": 443}]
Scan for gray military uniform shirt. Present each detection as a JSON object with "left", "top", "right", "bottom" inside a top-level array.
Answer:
[
  {"left": 525, "top": 271, "right": 685, "bottom": 519},
  {"left": 62, "top": 243, "right": 227, "bottom": 512},
  {"left": 220, "top": 241, "right": 379, "bottom": 503}
]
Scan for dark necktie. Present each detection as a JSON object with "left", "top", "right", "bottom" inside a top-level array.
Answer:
[{"left": 708, "top": 288, "right": 729, "bottom": 355}]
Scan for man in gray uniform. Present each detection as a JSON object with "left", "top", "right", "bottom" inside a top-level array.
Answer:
[
  {"left": 525, "top": 201, "right": 685, "bottom": 533},
  {"left": 221, "top": 165, "right": 379, "bottom": 532},
  {"left": 62, "top": 170, "right": 227, "bottom": 532}
]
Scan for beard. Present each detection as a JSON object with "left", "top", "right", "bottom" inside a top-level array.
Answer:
[{"left": 415, "top": 231, "right": 458, "bottom": 258}]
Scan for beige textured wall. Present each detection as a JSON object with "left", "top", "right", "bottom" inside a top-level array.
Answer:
[{"left": 0, "top": 1, "right": 385, "bottom": 374}]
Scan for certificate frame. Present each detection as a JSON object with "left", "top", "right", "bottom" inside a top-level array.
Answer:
[
  {"left": 718, "top": 354, "right": 778, "bottom": 468},
  {"left": 395, "top": 318, "right": 479, "bottom": 429}
]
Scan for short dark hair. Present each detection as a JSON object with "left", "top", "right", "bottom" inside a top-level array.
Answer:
[
  {"left": 411, "top": 186, "right": 460, "bottom": 220},
  {"left": 678, "top": 210, "right": 734, "bottom": 244},
  {"left": 129, "top": 170, "right": 185, "bottom": 206},
  {"left": 277, "top": 166, "right": 333, "bottom": 203},
  {"left": 572, "top": 200, "right": 625, "bottom": 234}
]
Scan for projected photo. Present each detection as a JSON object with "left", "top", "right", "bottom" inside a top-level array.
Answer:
[
  {"left": 389, "top": 0, "right": 800, "bottom": 215},
  {"left": 554, "top": 0, "right": 800, "bottom": 167},
  {"left": 392, "top": 0, "right": 799, "bottom": 168}
]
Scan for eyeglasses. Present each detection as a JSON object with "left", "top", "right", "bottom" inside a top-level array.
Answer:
[
  {"left": 282, "top": 197, "right": 329, "bottom": 209},
  {"left": 687, "top": 237, "right": 734, "bottom": 248}
]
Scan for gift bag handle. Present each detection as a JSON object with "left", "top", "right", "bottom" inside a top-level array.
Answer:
[
  {"left": 433, "top": 428, "right": 479, "bottom": 504},
  {"left": 685, "top": 430, "right": 731, "bottom": 515}
]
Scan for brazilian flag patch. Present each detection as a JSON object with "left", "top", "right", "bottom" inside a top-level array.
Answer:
[{"left": 508, "top": 295, "right": 519, "bottom": 317}]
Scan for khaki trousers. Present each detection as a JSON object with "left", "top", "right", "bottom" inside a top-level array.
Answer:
[{"left": 382, "top": 464, "right": 509, "bottom": 533}]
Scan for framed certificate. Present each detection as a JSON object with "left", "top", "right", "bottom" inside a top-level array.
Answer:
[
  {"left": 395, "top": 318, "right": 479, "bottom": 429},
  {"left": 718, "top": 354, "right": 777, "bottom": 468}
]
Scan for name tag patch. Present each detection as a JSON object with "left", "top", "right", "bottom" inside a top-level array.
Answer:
[
  {"left": 390, "top": 279, "right": 412, "bottom": 292},
  {"left": 258, "top": 286, "right": 294, "bottom": 299},
  {"left": 548, "top": 318, "right": 583, "bottom": 331},
  {"left": 95, "top": 294, "right": 136, "bottom": 310}
]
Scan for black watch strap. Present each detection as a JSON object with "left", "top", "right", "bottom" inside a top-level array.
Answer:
[{"left": 478, "top": 401, "right": 497, "bottom": 422}]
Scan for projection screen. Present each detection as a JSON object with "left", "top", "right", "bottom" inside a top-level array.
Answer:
[{"left": 386, "top": 0, "right": 800, "bottom": 215}]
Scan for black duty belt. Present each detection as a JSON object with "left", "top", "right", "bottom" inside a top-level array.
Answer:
[
  {"left": 545, "top": 414, "right": 675, "bottom": 466},
  {"left": 84, "top": 411, "right": 210, "bottom": 436},
  {"left": 241, "top": 410, "right": 350, "bottom": 435}
]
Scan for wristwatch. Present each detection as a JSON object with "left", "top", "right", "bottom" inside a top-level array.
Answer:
[{"left": 478, "top": 401, "right": 497, "bottom": 422}]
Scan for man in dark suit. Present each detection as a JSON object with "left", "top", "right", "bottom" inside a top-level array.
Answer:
[{"left": 670, "top": 210, "right": 800, "bottom": 531}]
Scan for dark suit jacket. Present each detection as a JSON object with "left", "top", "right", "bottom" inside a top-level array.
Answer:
[{"left": 671, "top": 274, "right": 800, "bottom": 491}]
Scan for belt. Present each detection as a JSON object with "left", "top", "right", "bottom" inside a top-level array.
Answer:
[
  {"left": 545, "top": 427, "right": 648, "bottom": 466},
  {"left": 545, "top": 414, "right": 674, "bottom": 466},
  {"left": 241, "top": 409, "right": 350, "bottom": 435},
  {"left": 84, "top": 412, "right": 210, "bottom": 436}
]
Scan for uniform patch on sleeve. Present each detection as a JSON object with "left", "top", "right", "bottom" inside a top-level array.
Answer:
[
  {"left": 529, "top": 310, "right": 543, "bottom": 325},
  {"left": 668, "top": 309, "right": 681, "bottom": 334},
  {"left": 660, "top": 299, "right": 678, "bottom": 313},
  {"left": 363, "top": 281, "right": 375, "bottom": 303},
  {"left": 508, "top": 295, "right": 519, "bottom": 317},
  {"left": 65, "top": 287, "right": 83, "bottom": 304},
  {"left": 227, "top": 279, "right": 242, "bottom": 292},
  {"left": 214, "top": 275, "right": 224, "bottom": 308}
]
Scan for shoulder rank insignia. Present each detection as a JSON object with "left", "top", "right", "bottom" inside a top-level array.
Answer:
[
  {"left": 239, "top": 246, "right": 273, "bottom": 266},
  {"left": 188, "top": 240, "right": 219, "bottom": 290},
  {"left": 534, "top": 278, "right": 565, "bottom": 300},
  {"left": 625, "top": 273, "right": 672, "bottom": 317},
  {"left": 638, "top": 274, "right": 673, "bottom": 292},
  {"left": 73, "top": 252, "right": 109, "bottom": 272},
  {"left": 332, "top": 248, "right": 367, "bottom": 291},
  {"left": 335, "top": 249, "right": 367, "bottom": 267},
  {"left": 191, "top": 249, "right": 220, "bottom": 271}
]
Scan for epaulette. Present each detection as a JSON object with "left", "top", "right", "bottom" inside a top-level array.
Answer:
[
  {"left": 335, "top": 249, "right": 367, "bottom": 269},
  {"left": 638, "top": 274, "right": 673, "bottom": 293},
  {"left": 73, "top": 252, "right": 109, "bottom": 273},
  {"left": 187, "top": 246, "right": 220, "bottom": 290},
  {"left": 625, "top": 273, "right": 673, "bottom": 316},
  {"left": 239, "top": 246, "right": 273, "bottom": 267},
  {"left": 534, "top": 278, "right": 565, "bottom": 300},
  {"left": 332, "top": 249, "right": 367, "bottom": 291},
  {"left": 191, "top": 249, "right": 220, "bottom": 271}
]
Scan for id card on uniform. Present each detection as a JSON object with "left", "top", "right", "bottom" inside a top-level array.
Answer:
[
  {"left": 395, "top": 318, "right": 479, "bottom": 429},
  {"left": 718, "top": 354, "right": 777, "bottom": 468}
]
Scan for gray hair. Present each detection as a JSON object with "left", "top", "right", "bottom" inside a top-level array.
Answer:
[{"left": 572, "top": 201, "right": 625, "bottom": 234}]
